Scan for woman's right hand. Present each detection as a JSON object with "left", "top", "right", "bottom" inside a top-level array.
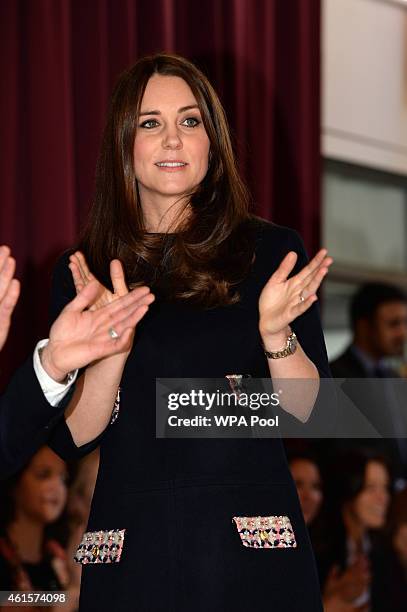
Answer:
[
  {"left": 69, "top": 251, "right": 131, "bottom": 309},
  {"left": 68, "top": 251, "right": 153, "bottom": 356},
  {"left": 68, "top": 251, "right": 154, "bottom": 364},
  {"left": 41, "top": 281, "right": 155, "bottom": 381}
]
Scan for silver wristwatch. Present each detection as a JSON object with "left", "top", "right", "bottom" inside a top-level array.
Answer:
[{"left": 263, "top": 331, "right": 298, "bottom": 359}]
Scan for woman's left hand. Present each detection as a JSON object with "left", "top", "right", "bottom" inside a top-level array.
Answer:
[{"left": 258, "top": 248, "right": 333, "bottom": 345}]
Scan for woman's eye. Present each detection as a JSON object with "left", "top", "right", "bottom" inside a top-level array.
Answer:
[
  {"left": 35, "top": 469, "right": 51, "bottom": 480},
  {"left": 139, "top": 119, "right": 159, "bottom": 129},
  {"left": 181, "top": 117, "right": 201, "bottom": 128},
  {"left": 139, "top": 117, "right": 201, "bottom": 129}
]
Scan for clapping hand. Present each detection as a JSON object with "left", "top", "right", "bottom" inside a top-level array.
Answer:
[
  {"left": 67, "top": 250, "right": 153, "bottom": 356},
  {"left": 69, "top": 251, "right": 129, "bottom": 309},
  {"left": 324, "top": 558, "right": 370, "bottom": 609},
  {"left": 259, "top": 248, "right": 333, "bottom": 345},
  {"left": 40, "top": 278, "right": 154, "bottom": 382},
  {"left": 0, "top": 246, "right": 20, "bottom": 351}
]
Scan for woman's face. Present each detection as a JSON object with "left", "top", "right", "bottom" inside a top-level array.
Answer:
[
  {"left": 133, "top": 74, "right": 210, "bottom": 208},
  {"left": 351, "top": 461, "right": 390, "bottom": 530},
  {"left": 13, "top": 447, "right": 68, "bottom": 525},
  {"left": 67, "top": 451, "right": 99, "bottom": 525},
  {"left": 290, "top": 459, "right": 323, "bottom": 525}
]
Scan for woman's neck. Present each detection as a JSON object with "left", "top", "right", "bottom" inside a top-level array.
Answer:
[
  {"left": 7, "top": 515, "right": 44, "bottom": 563},
  {"left": 139, "top": 191, "right": 189, "bottom": 233}
]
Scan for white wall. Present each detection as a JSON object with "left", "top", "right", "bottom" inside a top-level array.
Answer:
[{"left": 322, "top": 0, "right": 407, "bottom": 175}]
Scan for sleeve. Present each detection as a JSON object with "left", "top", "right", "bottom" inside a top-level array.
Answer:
[
  {"left": 0, "top": 253, "right": 82, "bottom": 479},
  {"left": 33, "top": 339, "right": 78, "bottom": 406},
  {"left": 45, "top": 253, "right": 108, "bottom": 462},
  {"left": 0, "top": 358, "right": 71, "bottom": 480}
]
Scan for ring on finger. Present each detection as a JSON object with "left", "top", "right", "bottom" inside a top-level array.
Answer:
[
  {"left": 299, "top": 292, "right": 305, "bottom": 303},
  {"left": 109, "top": 327, "right": 120, "bottom": 339}
]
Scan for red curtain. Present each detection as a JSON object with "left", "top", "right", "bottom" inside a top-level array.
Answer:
[{"left": 0, "top": 0, "right": 320, "bottom": 386}]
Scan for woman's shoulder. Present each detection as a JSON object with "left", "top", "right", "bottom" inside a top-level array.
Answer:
[{"left": 247, "top": 215, "right": 306, "bottom": 255}]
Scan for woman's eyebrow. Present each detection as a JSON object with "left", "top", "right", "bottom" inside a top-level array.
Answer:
[{"left": 139, "top": 104, "right": 199, "bottom": 116}]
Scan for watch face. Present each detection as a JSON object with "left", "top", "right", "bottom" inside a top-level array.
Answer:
[{"left": 288, "top": 335, "right": 298, "bottom": 353}]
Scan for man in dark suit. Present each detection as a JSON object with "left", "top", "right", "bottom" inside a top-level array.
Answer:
[
  {"left": 330, "top": 282, "right": 407, "bottom": 487},
  {"left": 330, "top": 283, "right": 407, "bottom": 379},
  {"left": 0, "top": 245, "right": 152, "bottom": 478}
]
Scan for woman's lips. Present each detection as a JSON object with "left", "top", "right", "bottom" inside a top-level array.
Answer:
[
  {"left": 42, "top": 496, "right": 61, "bottom": 507},
  {"left": 154, "top": 161, "right": 188, "bottom": 172}
]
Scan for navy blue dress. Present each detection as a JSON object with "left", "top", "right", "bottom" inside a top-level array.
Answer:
[{"left": 48, "top": 218, "right": 329, "bottom": 611}]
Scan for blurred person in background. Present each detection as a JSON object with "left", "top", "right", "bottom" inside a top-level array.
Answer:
[
  {"left": 330, "top": 282, "right": 407, "bottom": 378},
  {"left": 289, "top": 452, "right": 324, "bottom": 527},
  {"left": 66, "top": 450, "right": 99, "bottom": 530},
  {"left": 373, "top": 487, "right": 407, "bottom": 610},
  {"left": 313, "top": 451, "right": 391, "bottom": 612},
  {"left": 289, "top": 452, "right": 366, "bottom": 611},
  {"left": 329, "top": 283, "right": 407, "bottom": 488},
  {"left": 0, "top": 244, "right": 154, "bottom": 478},
  {"left": 64, "top": 450, "right": 100, "bottom": 601},
  {"left": 0, "top": 446, "right": 79, "bottom": 611}
]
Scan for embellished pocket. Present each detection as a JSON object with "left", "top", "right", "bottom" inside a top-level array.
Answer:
[
  {"left": 232, "top": 515, "right": 297, "bottom": 549},
  {"left": 74, "top": 529, "right": 126, "bottom": 564},
  {"left": 225, "top": 374, "right": 252, "bottom": 399},
  {"left": 110, "top": 387, "right": 121, "bottom": 424}
]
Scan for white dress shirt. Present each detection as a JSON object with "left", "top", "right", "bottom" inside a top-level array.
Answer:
[{"left": 33, "top": 339, "right": 78, "bottom": 406}]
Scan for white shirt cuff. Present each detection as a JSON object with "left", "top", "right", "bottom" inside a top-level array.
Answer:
[{"left": 33, "top": 339, "right": 78, "bottom": 407}]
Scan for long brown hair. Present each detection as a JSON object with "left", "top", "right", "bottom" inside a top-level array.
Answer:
[{"left": 79, "top": 52, "right": 257, "bottom": 308}]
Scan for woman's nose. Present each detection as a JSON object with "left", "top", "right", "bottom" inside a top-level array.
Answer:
[
  {"left": 376, "top": 488, "right": 389, "bottom": 506},
  {"left": 48, "top": 475, "right": 66, "bottom": 494},
  {"left": 162, "top": 126, "right": 182, "bottom": 150}
]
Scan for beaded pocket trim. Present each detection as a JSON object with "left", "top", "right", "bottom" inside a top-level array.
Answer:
[
  {"left": 232, "top": 515, "right": 297, "bottom": 549},
  {"left": 110, "top": 387, "right": 121, "bottom": 425},
  {"left": 225, "top": 374, "right": 252, "bottom": 399},
  {"left": 74, "top": 529, "right": 126, "bottom": 564}
]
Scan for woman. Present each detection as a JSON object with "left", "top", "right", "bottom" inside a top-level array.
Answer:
[
  {"left": 372, "top": 487, "right": 407, "bottom": 610},
  {"left": 290, "top": 452, "right": 367, "bottom": 611},
  {"left": 0, "top": 446, "right": 79, "bottom": 611},
  {"left": 314, "top": 451, "right": 391, "bottom": 611},
  {"left": 289, "top": 452, "right": 324, "bottom": 527},
  {"left": 47, "top": 53, "right": 333, "bottom": 611}
]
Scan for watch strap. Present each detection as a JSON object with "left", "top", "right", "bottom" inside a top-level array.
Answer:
[{"left": 263, "top": 331, "right": 297, "bottom": 359}]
